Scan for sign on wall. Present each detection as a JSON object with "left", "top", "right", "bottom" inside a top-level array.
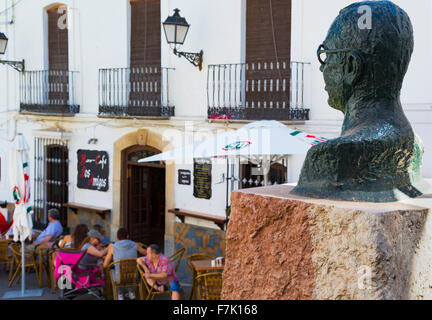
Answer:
[
  {"left": 193, "top": 159, "right": 212, "bottom": 199},
  {"left": 77, "top": 150, "right": 109, "bottom": 192},
  {"left": 178, "top": 169, "right": 191, "bottom": 185}
]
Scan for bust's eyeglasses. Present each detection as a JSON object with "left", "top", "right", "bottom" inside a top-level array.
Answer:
[{"left": 317, "top": 44, "right": 352, "bottom": 66}]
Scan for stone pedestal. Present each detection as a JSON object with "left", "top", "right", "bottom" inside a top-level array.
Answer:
[{"left": 221, "top": 185, "right": 432, "bottom": 300}]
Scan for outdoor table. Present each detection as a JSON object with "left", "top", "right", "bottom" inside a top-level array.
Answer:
[
  {"left": 190, "top": 259, "right": 224, "bottom": 272},
  {"left": 190, "top": 259, "right": 224, "bottom": 300}
]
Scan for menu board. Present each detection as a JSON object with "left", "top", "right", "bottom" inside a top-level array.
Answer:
[
  {"left": 193, "top": 160, "right": 212, "bottom": 199},
  {"left": 77, "top": 150, "right": 109, "bottom": 191}
]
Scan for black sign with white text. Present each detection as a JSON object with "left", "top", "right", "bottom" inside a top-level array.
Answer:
[
  {"left": 77, "top": 150, "right": 109, "bottom": 191},
  {"left": 178, "top": 169, "right": 191, "bottom": 185}
]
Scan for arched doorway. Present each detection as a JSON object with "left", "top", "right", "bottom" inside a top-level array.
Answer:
[{"left": 121, "top": 145, "right": 165, "bottom": 249}]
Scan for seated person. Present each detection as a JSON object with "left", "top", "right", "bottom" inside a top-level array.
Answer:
[
  {"left": 33, "top": 208, "right": 63, "bottom": 246},
  {"left": 93, "top": 224, "right": 110, "bottom": 245},
  {"left": 103, "top": 228, "right": 147, "bottom": 300},
  {"left": 77, "top": 229, "right": 108, "bottom": 272},
  {"left": 59, "top": 224, "right": 89, "bottom": 249},
  {"left": 52, "top": 224, "right": 90, "bottom": 268},
  {"left": 137, "top": 244, "right": 181, "bottom": 300}
]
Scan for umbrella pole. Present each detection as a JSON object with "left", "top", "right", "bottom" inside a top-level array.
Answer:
[
  {"left": 263, "top": 156, "right": 270, "bottom": 186},
  {"left": 226, "top": 157, "right": 229, "bottom": 210},
  {"left": 21, "top": 238, "right": 25, "bottom": 296}
]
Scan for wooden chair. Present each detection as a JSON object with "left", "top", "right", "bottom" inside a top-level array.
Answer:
[
  {"left": 169, "top": 247, "right": 185, "bottom": 272},
  {"left": 0, "top": 241, "right": 11, "bottom": 271},
  {"left": 137, "top": 264, "right": 182, "bottom": 300},
  {"left": 186, "top": 253, "right": 214, "bottom": 300},
  {"left": 108, "top": 258, "right": 139, "bottom": 300},
  {"left": 48, "top": 249, "right": 56, "bottom": 293},
  {"left": 44, "top": 234, "right": 63, "bottom": 286},
  {"left": 38, "top": 243, "right": 57, "bottom": 289},
  {"left": 7, "top": 243, "right": 16, "bottom": 281},
  {"left": 8, "top": 243, "right": 40, "bottom": 288},
  {"left": 195, "top": 272, "right": 223, "bottom": 300},
  {"left": 104, "top": 266, "right": 113, "bottom": 300},
  {"left": 0, "top": 240, "right": 14, "bottom": 281}
]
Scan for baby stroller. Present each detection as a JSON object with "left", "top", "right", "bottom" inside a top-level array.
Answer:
[{"left": 54, "top": 248, "right": 105, "bottom": 300}]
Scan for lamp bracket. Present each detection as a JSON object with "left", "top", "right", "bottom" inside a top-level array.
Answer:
[
  {"left": 0, "top": 59, "right": 24, "bottom": 72},
  {"left": 173, "top": 49, "right": 203, "bottom": 71}
]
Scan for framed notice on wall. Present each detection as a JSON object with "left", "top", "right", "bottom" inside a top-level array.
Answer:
[
  {"left": 178, "top": 169, "right": 191, "bottom": 185},
  {"left": 193, "top": 159, "right": 212, "bottom": 200},
  {"left": 77, "top": 150, "right": 109, "bottom": 191}
]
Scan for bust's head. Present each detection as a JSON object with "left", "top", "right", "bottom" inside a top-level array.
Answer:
[{"left": 319, "top": 1, "right": 413, "bottom": 113}]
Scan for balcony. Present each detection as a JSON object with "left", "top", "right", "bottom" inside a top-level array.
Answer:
[
  {"left": 20, "top": 70, "right": 80, "bottom": 115},
  {"left": 98, "top": 66, "right": 174, "bottom": 118},
  {"left": 207, "top": 61, "right": 310, "bottom": 121}
]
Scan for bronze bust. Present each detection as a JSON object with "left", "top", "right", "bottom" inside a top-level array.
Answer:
[{"left": 291, "top": 1, "right": 424, "bottom": 202}]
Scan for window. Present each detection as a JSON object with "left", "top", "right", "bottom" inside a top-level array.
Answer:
[{"left": 240, "top": 161, "right": 287, "bottom": 189}]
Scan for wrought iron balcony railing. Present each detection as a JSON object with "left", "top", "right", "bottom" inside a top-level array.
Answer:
[
  {"left": 98, "top": 66, "right": 174, "bottom": 117},
  {"left": 20, "top": 70, "right": 80, "bottom": 114},
  {"left": 207, "top": 61, "right": 310, "bottom": 121}
]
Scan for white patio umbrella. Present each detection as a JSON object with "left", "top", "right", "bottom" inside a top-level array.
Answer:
[
  {"left": 3, "top": 133, "right": 43, "bottom": 299},
  {"left": 138, "top": 120, "right": 327, "bottom": 194},
  {"left": 138, "top": 120, "right": 327, "bottom": 163}
]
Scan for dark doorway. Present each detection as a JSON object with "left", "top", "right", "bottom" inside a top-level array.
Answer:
[
  {"left": 121, "top": 146, "right": 165, "bottom": 250},
  {"left": 46, "top": 145, "right": 69, "bottom": 227}
]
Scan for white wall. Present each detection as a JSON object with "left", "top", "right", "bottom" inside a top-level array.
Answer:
[
  {"left": 174, "top": 160, "right": 229, "bottom": 217},
  {"left": 162, "top": 0, "right": 244, "bottom": 118}
]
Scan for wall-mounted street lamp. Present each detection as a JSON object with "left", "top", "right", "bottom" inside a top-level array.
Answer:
[
  {"left": 0, "top": 32, "right": 24, "bottom": 72},
  {"left": 163, "top": 9, "right": 203, "bottom": 71}
]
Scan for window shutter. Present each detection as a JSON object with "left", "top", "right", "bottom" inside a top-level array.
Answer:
[
  {"left": 130, "top": 0, "right": 161, "bottom": 67},
  {"left": 245, "top": 0, "right": 292, "bottom": 114},
  {"left": 47, "top": 6, "right": 69, "bottom": 70},
  {"left": 246, "top": 0, "right": 291, "bottom": 62}
]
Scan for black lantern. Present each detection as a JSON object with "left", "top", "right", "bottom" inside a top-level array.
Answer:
[
  {"left": 0, "top": 32, "right": 8, "bottom": 55},
  {"left": 0, "top": 32, "right": 24, "bottom": 72},
  {"left": 163, "top": 9, "right": 203, "bottom": 71},
  {"left": 163, "top": 8, "right": 190, "bottom": 46}
]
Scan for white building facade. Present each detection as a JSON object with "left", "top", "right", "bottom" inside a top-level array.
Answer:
[{"left": 0, "top": 0, "right": 430, "bottom": 260}]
